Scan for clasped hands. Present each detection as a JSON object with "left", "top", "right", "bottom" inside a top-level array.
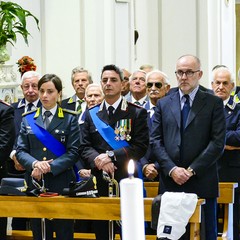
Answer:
[
  {"left": 171, "top": 167, "right": 193, "bottom": 185},
  {"left": 94, "top": 153, "right": 116, "bottom": 175},
  {"left": 31, "top": 159, "right": 53, "bottom": 181},
  {"left": 143, "top": 163, "right": 158, "bottom": 180}
]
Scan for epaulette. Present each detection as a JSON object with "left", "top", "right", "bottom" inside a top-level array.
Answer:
[
  {"left": 0, "top": 99, "right": 11, "bottom": 107},
  {"left": 62, "top": 108, "right": 78, "bottom": 115},
  {"left": 128, "top": 102, "right": 143, "bottom": 108},
  {"left": 22, "top": 109, "right": 37, "bottom": 117}
]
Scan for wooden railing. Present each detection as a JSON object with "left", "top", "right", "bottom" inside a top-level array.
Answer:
[{"left": 0, "top": 194, "right": 204, "bottom": 240}]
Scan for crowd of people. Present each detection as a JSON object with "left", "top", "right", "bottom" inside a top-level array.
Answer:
[{"left": 0, "top": 54, "right": 239, "bottom": 240}]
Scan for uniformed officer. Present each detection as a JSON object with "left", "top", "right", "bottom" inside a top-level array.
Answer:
[
  {"left": 80, "top": 64, "right": 149, "bottom": 240},
  {"left": 0, "top": 100, "right": 15, "bottom": 240},
  {"left": 16, "top": 74, "right": 80, "bottom": 240}
]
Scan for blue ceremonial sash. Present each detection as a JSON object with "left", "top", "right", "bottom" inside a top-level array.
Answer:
[
  {"left": 25, "top": 112, "right": 80, "bottom": 182},
  {"left": 89, "top": 106, "right": 146, "bottom": 196},
  {"left": 89, "top": 106, "right": 129, "bottom": 149}
]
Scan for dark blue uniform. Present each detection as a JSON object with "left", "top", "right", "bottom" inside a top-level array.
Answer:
[
  {"left": 16, "top": 106, "right": 80, "bottom": 240},
  {"left": 0, "top": 100, "right": 15, "bottom": 240}
]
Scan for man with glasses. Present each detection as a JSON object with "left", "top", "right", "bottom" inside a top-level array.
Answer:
[
  {"left": 126, "top": 69, "right": 148, "bottom": 106},
  {"left": 141, "top": 70, "right": 170, "bottom": 182},
  {"left": 151, "top": 54, "right": 226, "bottom": 240},
  {"left": 9, "top": 71, "right": 41, "bottom": 230}
]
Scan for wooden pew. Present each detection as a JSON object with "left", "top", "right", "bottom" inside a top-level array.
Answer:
[
  {"left": 1, "top": 195, "right": 204, "bottom": 240},
  {"left": 144, "top": 181, "right": 238, "bottom": 240}
]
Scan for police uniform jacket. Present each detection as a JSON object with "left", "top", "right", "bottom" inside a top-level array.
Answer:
[
  {"left": 218, "top": 98, "right": 240, "bottom": 187},
  {"left": 16, "top": 106, "right": 80, "bottom": 194},
  {"left": 0, "top": 101, "right": 15, "bottom": 174},
  {"left": 80, "top": 97, "right": 149, "bottom": 196}
]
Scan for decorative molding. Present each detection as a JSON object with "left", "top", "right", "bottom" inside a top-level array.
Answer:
[{"left": 0, "top": 64, "right": 19, "bottom": 103}]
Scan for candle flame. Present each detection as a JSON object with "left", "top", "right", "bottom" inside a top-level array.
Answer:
[{"left": 128, "top": 159, "right": 134, "bottom": 176}]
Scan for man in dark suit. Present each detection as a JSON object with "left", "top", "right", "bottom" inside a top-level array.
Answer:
[
  {"left": 151, "top": 55, "right": 226, "bottom": 240},
  {"left": 9, "top": 71, "right": 41, "bottom": 230},
  {"left": 0, "top": 100, "right": 15, "bottom": 240},
  {"left": 211, "top": 65, "right": 240, "bottom": 240},
  {"left": 140, "top": 70, "right": 170, "bottom": 182},
  {"left": 61, "top": 66, "right": 93, "bottom": 121},
  {"left": 80, "top": 64, "right": 149, "bottom": 240}
]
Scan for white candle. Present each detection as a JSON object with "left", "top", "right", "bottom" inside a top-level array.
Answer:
[{"left": 120, "top": 159, "right": 145, "bottom": 240}]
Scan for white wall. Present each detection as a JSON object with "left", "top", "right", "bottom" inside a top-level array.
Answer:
[{"left": 4, "top": 0, "right": 236, "bottom": 99}]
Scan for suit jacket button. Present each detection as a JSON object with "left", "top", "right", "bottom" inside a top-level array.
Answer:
[
  {"left": 43, "top": 147, "right": 47, "bottom": 151},
  {"left": 43, "top": 157, "right": 47, "bottom": 161}
]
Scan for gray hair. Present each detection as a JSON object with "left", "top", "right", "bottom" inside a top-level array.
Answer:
[
  {"left": 146, "top": 70, "right": 170, "bottom": 85},
  {"left": 21, "top": 71, "right": 41, "bottom": 82},
  {"left": 85, "top": 83, "right": 104, "bottom": 97},
  {"left": 71, "top": 66, "right": 93, "bottom": 84},
  {"left": 212, "top": 66, "right": 234, "bottom": 83},
  {"left": 129, "top": 69, "right": 147, "bottom": 81}
]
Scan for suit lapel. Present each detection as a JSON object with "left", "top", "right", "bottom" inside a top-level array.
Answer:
[{"left": 170, "top": 92, "right": 181, "bottom": 129}]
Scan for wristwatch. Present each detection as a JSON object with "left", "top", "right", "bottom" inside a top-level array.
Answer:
[
  {"left": 187, "top": 167, "right": 196, "bottom": 175},
  {"left": 106, "top": 150, "right": 116, "bottom": 162}
]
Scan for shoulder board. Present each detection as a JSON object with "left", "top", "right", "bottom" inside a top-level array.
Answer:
[
  {"left": 22, "top": 109, "right": 37, "bottom": 117},
  {"left": 128, "top": 102, "right": 143, "bottom": 108},
  {"left": 0, "top": 99, "right": 11, "bottom": 107},
  {"left": 62, "top": 108, "right": 78, "bottom": 115}
]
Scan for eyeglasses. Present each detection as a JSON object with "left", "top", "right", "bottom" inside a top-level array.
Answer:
[
  {"left": 146, "top": 82, "right": 163, "bottom": 89},
  {"left": 175, "top": 70, "right": 200, "bottom": 78}
]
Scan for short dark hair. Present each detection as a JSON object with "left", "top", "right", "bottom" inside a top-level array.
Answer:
[
  {"left": 38, "top": 74, "right": 63, "bottom": 93},
  {"left": 101, "top": 64, "right": 124, "bottom": 81}
]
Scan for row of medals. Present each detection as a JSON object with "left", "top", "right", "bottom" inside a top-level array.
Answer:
[{"left": 114, "top": 119, "right": 131, "bottom": 141}]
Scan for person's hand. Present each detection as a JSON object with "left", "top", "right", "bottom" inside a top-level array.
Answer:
[
  {"left": 31, "top": 168, "right": 42, "bottom": 181},
  {"left": 34, "top": 159, "right": 53, "bottom": 174},
  {"left": 225, "top": 145, "right": 240, "bottom": 150},
  {"left": 12, "top": 154, "right": 25, "bottom": 171},
  {"left": 79, "top": 169, "right": 91, "bottom": 178},
  {"left": 101, "top": 161, "right": 116, "bottom": 176},
  {"left": 143, "top": 163, "right": 158, "bottom": 180},
  {"left": 171, "top": 167, "right": 191, "bottom": 185},
  {"left": 94, "top": 153, "right": 112, "bottom": 170}
]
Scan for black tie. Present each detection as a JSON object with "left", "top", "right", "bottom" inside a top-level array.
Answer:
[
  {"left": 108, "top": 106, "right": 114, "bottom": 120},
  {"left": 27, "top": 103, "right": 33, "bottom": 112},
  {"left": 44, "top": 111, "right": 52, "bottom": 129},
  {"left": 181, "top": 95, "right": 190, "bottom": 129}
]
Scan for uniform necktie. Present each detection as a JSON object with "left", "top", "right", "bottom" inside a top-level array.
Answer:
[
  {"left": 108, "top": 106, "right": 114, "bottom": 120},
  {"left": 27, "top": 102, "right": 33, "bottom": 112},
  {"left": 44, "top": 111, "right": 52, "bottom": 129},
  {"left": 77, "top": 99, "right": 84, "bottom": 114},
  {"left": 181, "top": 94, "right": 190, "bottom": 129}
]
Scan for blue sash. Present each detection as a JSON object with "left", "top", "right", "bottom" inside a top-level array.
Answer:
[
  {"left": 89, "top": 106, "right": 129, "bottom": 149},
  {"left": 25, "top": 112, "right": 80, "bottom": 181}
]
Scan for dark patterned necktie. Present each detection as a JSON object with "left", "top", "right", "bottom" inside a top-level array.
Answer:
[
  {"left": 181, "top": 95, "right": 190, "bottom": 128},
  {"left": 108, "top": 106, "right": 114, "bottom": 120},
  {"left": 44, "top": 111, "right": 52, "bottom": 129},
  {"left": 77, "top": 99, "right": 84, "bottom": 114},
  {"left": 27, "top": 102, "right": 33, "bottom": 112}
]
